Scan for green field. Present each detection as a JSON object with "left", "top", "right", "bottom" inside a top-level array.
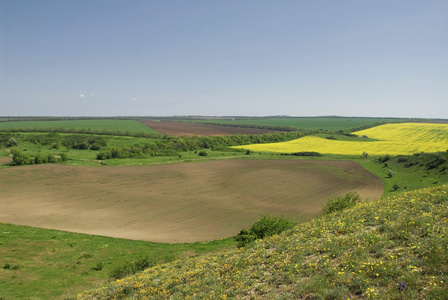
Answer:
[
  {"left": 190, "top": 116, "right": 409, "bottom": 130},
  {"left": 0, "top": 223, "right": 234, "bottom": 299},
  {"left": 0, "top": 119, "right": 158, "bottom": 134}
]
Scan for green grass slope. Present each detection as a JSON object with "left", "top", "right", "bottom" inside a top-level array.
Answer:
[
  {"left": 79, "top": 185, "right": 448, "bottom": 299},
  {"left": 0, "top": 223, "right": 234, "bottom": 299}
]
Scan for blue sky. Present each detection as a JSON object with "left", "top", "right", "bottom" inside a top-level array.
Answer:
[{"left": 1, "top": 1, "right": 447, "bottom": 118}]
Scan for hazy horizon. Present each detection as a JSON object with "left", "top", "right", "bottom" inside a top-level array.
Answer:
[{"left": 1, "top": 1, "right": 447, "bottom": 118}]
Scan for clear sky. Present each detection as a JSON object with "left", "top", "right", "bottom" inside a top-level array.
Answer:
[{"left": 1, "top": 1, "right": 447, "bottom": 118}]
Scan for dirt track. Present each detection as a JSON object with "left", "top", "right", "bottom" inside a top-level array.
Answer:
[
  {"left": 140, "top": 121, "right": 277, "bottom": 136},
  {"left": 0, "top": 160, "right": 383, "bottom": 243}
]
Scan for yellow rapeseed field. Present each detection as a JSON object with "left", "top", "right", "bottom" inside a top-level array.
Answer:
[{"left": 234, "top": 123, "right": 448, "bottom": 155}]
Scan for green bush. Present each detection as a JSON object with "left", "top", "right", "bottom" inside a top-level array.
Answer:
[
  {"left": 236, "top": 216, "right": 295, "bottom": 247},
  {"left": 198, "top": 150, "right": 208, "bottom": 156},
  {"left": 109, "top": 255, "right": 157, "bottom": 279},
  {"left": 387, "top": 170, "right": 395, "bottom": 178},
  {"left": 322, "top": 192, "right": 361, "bottom": 215},
  {"left": 10, "top": 150, "right": 33, "bottom": 165},
  {"left": 59, "top": 153, "right": 68, "bottom": 161}
]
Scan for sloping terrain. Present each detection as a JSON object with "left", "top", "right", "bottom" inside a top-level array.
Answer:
[
  {"left": 0, "top": 160, "right": 382, "bottom": 243},
  {"left": 79, "top": 185, "right": 448, "bottom": 299}
]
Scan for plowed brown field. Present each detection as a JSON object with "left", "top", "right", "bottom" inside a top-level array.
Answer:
[
  {"left": 0, "top": 160, "right": 382, "bottom": 243},
  {"left": 140, "top": 121, "right": 276, "bottom": 136}
]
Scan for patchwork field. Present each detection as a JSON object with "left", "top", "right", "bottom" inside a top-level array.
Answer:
[
  {"left": 189, "top": 117, "right": 407, "bottom": 130},
  {"left": 234, "top": 123, "right": 448, "bottom": 155},
  {"left": 140, "top": 121, "right": 277, "bottom": 136},
  {"left": 0, "top": 160, "right": 382, "bottom": 243},
  {"left": 0, "top": 119, "right": 158, "bottom": 134}
]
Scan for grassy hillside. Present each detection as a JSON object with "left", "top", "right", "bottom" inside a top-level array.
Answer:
[
  {"left": 79, "top": 185, "right": 448, "bottom": 299},
  {"left": 0, "top": 223, "right": 235, "bottom": 299}
]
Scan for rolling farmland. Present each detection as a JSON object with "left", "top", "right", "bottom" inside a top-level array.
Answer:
[
  {"left": 0, "top": 119, "right": 159, "bottom": 134},
  {"left": 188, "top": 117, "right": 408, "bottom": 130},
  {"left": 0, "top": 160, "right": 382, "bottom": 243},
  {"left": 1, "top": 117, "right": 447, "bottom": 299},
  {"left": 139, "top": 120, "right": 277, "bottom": 136},
  {"left": 234, "top": 123, "right": 448, "bottom": 155}
]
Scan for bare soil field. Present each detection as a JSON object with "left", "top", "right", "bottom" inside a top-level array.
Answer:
[
  {"left": 0, "top": 160, "right": 382, "bottom": 243},
  {"left": 0, "top": 157, "right": 11, "bottom": 164},
  {"left": 140, "top": 121, "right": 277, "bottom": 136}
]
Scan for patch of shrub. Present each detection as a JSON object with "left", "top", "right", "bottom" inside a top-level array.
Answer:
[
  {"left": 426, "top": 155, "right": 447, "bottom": 170},
  {"left": 89, "top": 143, "right": 101, "bottom": 150},
  {"left": 59, "top": 153, "right": 68, "bottom": 161},
  {"left": 198, "top": 150, "right": 208, "bottom": 156},
  {"left": 3, "top": 263, "right": 20, "bottom": 270},
  {"left": 235, "top": 215, "right": 295, "bottom": 248},
  {"left": 109, "top": 255, "right": 156, "bottom": 279},
  {"left": 322, "top": 192, "right": 361, "bottom": 215},
  {"left": 10, "top": 150, "right": 62, "bottom": 166},
  {"left": 290, "top": 152, "right": 322, "bottom": 157},
  {"left": 397, "top": 156, "right": 408, "bottom": 163},
  {"left": 378, "top": 154, "right": 391, "bottom": 163},
  {"left": 7, "top": 138, "right": 18, "bottom": 147},
  {"left": 92, "top": 261, "right": 103, "bottom": 271}
]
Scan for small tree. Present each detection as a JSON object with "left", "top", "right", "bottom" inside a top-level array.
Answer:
[
  {"left": 59, "top": 153, "right": 68, "bottom": 162},
  {"left": 387, "top": 170, "right": 394, "bottom": 178},
  {"left": 7, "top": 138, "right": 18, "bottom": 147},
  {"left": 362, "top": 152, "right": 369, "bottom": 158},
  {"left": 198, "top": 150, "right": 208, "bottom": 157},
  {"left": 393, "top": 183, "right": 400, "bottom": 191}
]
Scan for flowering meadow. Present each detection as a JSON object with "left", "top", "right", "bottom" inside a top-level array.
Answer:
[
  {"left": 233, "top": 123, "right": 448, "bottom": 155},
  {"left": 78, "top": 184, "right": 448, "bottom": 299}
]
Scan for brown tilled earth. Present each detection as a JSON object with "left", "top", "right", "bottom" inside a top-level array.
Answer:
[
  {"left": 0, "top": 160, "right": 383, "bottom": 243},
  {"left": 140, "top": 121, "right": 277, "bottom": 136}
]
